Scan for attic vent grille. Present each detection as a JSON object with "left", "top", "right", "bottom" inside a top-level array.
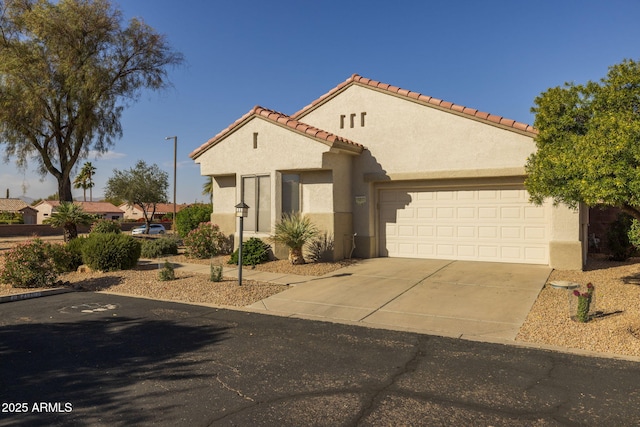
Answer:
[{"left": 339, "top": 112, "right": 367, "bottom": 128}]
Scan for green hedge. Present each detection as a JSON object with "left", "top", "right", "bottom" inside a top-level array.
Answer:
[
  {"left": 176, "top": 204, "right": 212, "bottom": 238},
  {"left": 89, "top": 219, "right": 122, "bottom": 234},
  {"left": 82, "top": 233, "right": 141, "bottom": 271},
  {"left": 141, "top": 236, "right": 180, "bottom": 258},
  {"left": 228, "top": 237, "right": 271, "bottom": 266}
]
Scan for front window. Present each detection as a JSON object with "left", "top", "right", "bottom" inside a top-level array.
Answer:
[
  {"left": 281, "top": 174, "right": 300, "bottom": 215},
  {"left": 242, "top": 175, "right": 271, "bottom": 232}
]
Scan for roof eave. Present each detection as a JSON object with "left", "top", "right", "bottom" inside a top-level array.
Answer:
[
  {"left": 292, "top": 74, "right": 538, "bottom": 137},
  {"left": 191, "top": 106, "right": 364, "bottom": 159}
]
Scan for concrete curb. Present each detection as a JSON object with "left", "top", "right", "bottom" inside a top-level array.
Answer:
[{"left": 0, "top": 287, "right": 75, "bottom": 304}]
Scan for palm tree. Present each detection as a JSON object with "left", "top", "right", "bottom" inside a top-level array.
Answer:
[
  {"left": 83, "top": 162, "right": 96, "bottom": 202},
  {"left": 202, "top": 176, "right": 213, "bottom": 204},
  {"left": 73, "top": 171, "right": 89, "bottom": 201},
  {"left": 271, "top": 213, "right": 318, "bottom": 265},
  {"left": 73, "top": 162, "right": 97, "bottom": 202},
  {"left": 43, "top": 202, "right": 94, "bottom": 242}
]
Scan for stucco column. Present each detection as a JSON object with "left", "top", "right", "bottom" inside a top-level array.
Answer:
[{"left": 548, "top": 203, "right": 585, "bottom": 270}]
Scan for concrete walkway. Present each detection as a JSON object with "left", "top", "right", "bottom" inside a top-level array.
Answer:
[{"left": 174, "top": 257, "right": 551, "bottom": 342}]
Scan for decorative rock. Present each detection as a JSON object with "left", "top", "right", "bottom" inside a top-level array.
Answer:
[{"left": 77, "top": 265, "right": 93, "bottom": 273}]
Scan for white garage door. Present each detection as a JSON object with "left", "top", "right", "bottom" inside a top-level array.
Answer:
[{"left": 379, "top": 188, "right": 548, "bottom": 264}]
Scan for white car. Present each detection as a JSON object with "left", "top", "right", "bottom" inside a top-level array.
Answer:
[{"left": 131, "top": 224, "right": 166, "bottom": 235}]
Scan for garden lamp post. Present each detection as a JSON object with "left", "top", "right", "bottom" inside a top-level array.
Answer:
[
  {"left": 235, "top": 202, "right": 249, "bottom": 286},
  {"left": 165, "top": 136, "right": 177, "bottom": 234}
]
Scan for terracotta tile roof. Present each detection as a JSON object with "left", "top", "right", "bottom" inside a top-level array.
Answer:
[
  {"left": 190, "top": 106, "right": 364, "bottom": 160},
  {"left": 142, "top": 203, "right": 187, "bottom": 214},
  {"left": 120, "top": 203, "right": 188, "bottom": 214},
  {"left": 37, "top": 200, "right": 123, "bottom": 213},
  {"left": 0, "top": 198, "right": 29, "bottom": 212},
  {"left": 291, "top": 74, "right": 538, "bottom": 135}
]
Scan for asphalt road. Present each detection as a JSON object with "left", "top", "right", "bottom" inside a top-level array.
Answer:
[{"left": 1, "top": 292, "right": 639, "bottom": 426}]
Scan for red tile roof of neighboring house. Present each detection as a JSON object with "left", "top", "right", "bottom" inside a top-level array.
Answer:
[
  {"left": 120, "top": 203, "right": 188, "bottom": 214},
  {"left": 149, "top": 203, "right": 188, "bottom": 214},
  {"left": 0, "top": 198, "right": 30, "bottom": 212},
  {"left": 190, "top": 106, "right": 364, "bottom": 160},
  {"left": 118, "top": 203, "right": 189, "bottom": 215},
  {"left": 291, "top": 74, "right": 538, "bottom": 135},
  {"left": 37, "top": 200, "right": 123, "bottom": 214}
]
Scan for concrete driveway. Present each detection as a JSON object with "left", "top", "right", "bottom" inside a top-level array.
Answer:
[{"left": 250, "top": 258, "right": 551, "bottom": 341}]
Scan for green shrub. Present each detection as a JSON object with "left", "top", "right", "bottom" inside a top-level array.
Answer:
[
  {"left": 46, "top": 242, "right": 76, "bottom": 273},
  {"left": 228, "top": 237, "right": 271, "bottom": 266},
  {"left": 307, "top": 232, "right": 334, "bottom": 263},
  {"left": 0, "top": 212, "right": 23, "bottom": 224},
  {"left": 176, "top": 204, "right": 213, "bottom": 238},
  {"left": 628, "top": 218, "right": 640, "bottom": 249},
  {"left": 82, "top": 233, "right": 141, "bottom": 271},
  {"left": 184, "top": 222, "right": 231, "bottom": 259},
  {"left": 89, "top": 219, "right": 122, "bottom": 234},
  {"left": 158, "top": 261, "right": 175, "bottom": 281},
  {"left": 141, "top": 236, "right": 179, "bottom": 258},
  {"left": 65, "top": 236, "right": 88, "bottom": 271},
  {"left": 607, "top": 213, "right": 634, "bottom": 261},
  {"left": 0, "top": 239, "right": 58, "bottom": 288},
  {"left": 1, "top": 220, "right": 23, "bottom": 224}
]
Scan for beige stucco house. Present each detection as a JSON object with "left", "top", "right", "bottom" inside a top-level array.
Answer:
[
  {"left": 190, "top": 74, "right": 586, "bottom": 270},
  {"left": 35, "top": 201, "right": 124, "bottom": 224}
]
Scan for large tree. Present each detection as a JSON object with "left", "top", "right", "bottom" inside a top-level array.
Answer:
[
  {"left": 525, "top": 59, "right": 640, "bottom": 220},
  {"left": 0, "top": 0, "right": 183, "bottom": 203},
  {"left": 104, "top": 160, "right": 168, "bottom": 233}
]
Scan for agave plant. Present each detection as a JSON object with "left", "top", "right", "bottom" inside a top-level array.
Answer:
[{"left": 271, "top": 213, "right": 318, "bottom": 265}]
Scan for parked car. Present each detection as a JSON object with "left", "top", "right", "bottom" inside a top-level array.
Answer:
[{"left": 131, "top": 224, "right": 166, "bottom": 235}]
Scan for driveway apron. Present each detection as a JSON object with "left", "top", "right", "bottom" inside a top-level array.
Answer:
[{"left": 250, "top": 258, "right": 552, "bottom": 341}]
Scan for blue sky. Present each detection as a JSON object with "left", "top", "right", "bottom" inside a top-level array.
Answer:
[{"left": 2, "top": 0, "right": 640, "bottom": 203}]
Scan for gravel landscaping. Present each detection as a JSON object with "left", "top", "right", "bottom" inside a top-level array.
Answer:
[
  {"left": 0, "top": 250, "right": 353, "bottom": 307},
  {"left": 517, "top": 255, "right": 640, "bottom": 357},
  {"left": 2, "top": 238, "right": 639, "bottom": 358}
]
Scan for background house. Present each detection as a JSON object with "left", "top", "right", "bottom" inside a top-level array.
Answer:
[
  {"left": 0, "top": 198, "right": 38, "bottom": 224},
  {"left": 191, "top": 74, "right": 586, "bottom": 270},
  {"left": 119, "top": 203, "right": 188, "bottom": 221},
  {"left": 35, "top": 201, "right": 124, "bottom": 224}
]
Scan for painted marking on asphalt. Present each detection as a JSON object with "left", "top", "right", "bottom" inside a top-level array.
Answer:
[{"left": 58, "top": 303, "right": 119, "bottom": 314}]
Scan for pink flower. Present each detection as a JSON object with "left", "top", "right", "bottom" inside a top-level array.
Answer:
[{"left": 573, "top": 290, "right": 581, "bottom": 297}]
